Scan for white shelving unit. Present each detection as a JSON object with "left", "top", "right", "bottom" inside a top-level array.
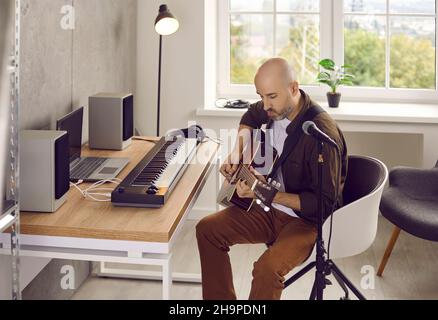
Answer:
[{"left": 0, "top": 0, "right": 21, "bottom": 300}]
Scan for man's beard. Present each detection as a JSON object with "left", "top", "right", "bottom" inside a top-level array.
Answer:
[{"left": 271, "top": 105, "right": 293, "bottom": 121}]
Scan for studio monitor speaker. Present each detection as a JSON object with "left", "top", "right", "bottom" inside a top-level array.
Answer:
[{"left": 89, "top": 93, "right": 134, "bottom": 151}]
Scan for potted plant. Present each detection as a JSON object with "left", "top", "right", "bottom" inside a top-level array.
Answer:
[{"left": 317, "top": 59, "right": 355, "bottom": 108}]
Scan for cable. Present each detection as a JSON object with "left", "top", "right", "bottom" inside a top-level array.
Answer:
[
  {"left": 70, "top": 178, "right": 122, "bottom": 202},
  {"left": 215, "top": 98, "right": 229, "bottom": 108},
  {"left": 202, "top": 135, "right": 223, "bottom": 145},
  {"left": 74, "top": 179, "right": 120, "bottom": 201},
  {"left": 132, "top": 137, "right": 159, "bottom": 143},
  {"left": 327, "top": 145, "right": 342, "bottom": 261},
  {"left": 215, "top": 98, "right": 250, "bottom": 109}
]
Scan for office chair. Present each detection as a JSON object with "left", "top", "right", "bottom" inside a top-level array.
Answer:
[
  {"left": 283, "top": 155, "right": 388, "bottom": 299},
  {"left": 377, "top": 162, "right": 438, "bottom": 277}
]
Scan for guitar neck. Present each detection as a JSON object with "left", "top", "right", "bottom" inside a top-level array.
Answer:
[{"left": 238, "top": 165, "right": 257, "bottom": 187}]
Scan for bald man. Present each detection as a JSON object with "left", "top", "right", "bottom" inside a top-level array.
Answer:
[{"left": 196, "top": 58, "right": 348, "bottom": 300}]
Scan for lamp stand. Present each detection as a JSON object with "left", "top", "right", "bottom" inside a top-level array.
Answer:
[{"left": 157, "top": 34, "right": 162, "bottom": 137}]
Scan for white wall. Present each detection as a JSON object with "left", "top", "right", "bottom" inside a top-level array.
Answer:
[
  {"left": 136, "top": 0, "right": 424, "bottom": 218},
  {"left": 137, "top": 0, "right": 234, "bottom": 215},
  {"left": 137, "top": 0, "right": 207, "bottom": 136}
]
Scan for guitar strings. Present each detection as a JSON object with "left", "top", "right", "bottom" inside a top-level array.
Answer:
[{"left": 239, "top": 166, "right": 257, "bottom": 185}]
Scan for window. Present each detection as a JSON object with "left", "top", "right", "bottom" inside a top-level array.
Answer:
[
  {"left": 218, "top": 0, "right": 438, "bottom": 102},
  {"left": 344, "top": 0, "right": 436, "bottom": 89},
  {"left": 229, "top": 0, "right": 320, "bottom": 85}
]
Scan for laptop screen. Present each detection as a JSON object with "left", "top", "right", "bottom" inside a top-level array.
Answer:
[{"left": 56, "top": 107, "right": 84, "bottom": 164}]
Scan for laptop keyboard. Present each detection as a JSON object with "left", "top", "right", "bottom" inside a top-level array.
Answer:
[{"left": 71, "top": 157, "right": 107, "bottom": 180}]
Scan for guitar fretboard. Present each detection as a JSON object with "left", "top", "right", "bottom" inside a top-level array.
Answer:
[{"left": 238, "top": 165, "right": 257, "bottom": 187}]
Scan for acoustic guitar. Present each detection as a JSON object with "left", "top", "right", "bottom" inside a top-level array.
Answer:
[{"left": 217, "top": 130, "right": 281, "bottom": 212}]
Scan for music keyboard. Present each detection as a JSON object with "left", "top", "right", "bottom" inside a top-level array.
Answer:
[{"left": 111, "top": 137, "right": 198, "bottom": 208}]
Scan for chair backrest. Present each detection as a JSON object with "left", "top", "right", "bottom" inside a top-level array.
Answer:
[
  {"left": 321, "top": 155, "right": 388, "bottom": 259},
  {"left": 343, "top": 156, "right": 388, "bottom": 206}
]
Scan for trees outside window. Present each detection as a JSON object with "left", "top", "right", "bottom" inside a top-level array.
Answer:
[{"left": 220, "top": 0, "right": 437, "bottom": 100}]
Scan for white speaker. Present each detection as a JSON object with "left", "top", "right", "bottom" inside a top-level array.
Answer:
[
  {"left": 89, "top": 93, "right": 134, "bottom": 151},
  {"left": 20, "top": 130, "right": 70, "bottom": 213}
]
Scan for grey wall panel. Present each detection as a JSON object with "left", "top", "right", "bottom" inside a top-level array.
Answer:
[
  {"left": 0, "top": 0, "right": 14, "bottom": 74},
  {"left": 22, "top": 260, "right": 90, "bottom": 300},
  {"left": 17, "top": 0, "right": 137, "bottom": 300},
  {"left": 72, "top": 0, "right": 137, "bottom": 143},
  {"left": 20, "top": 0, "right": 73, "bottom": 130}
]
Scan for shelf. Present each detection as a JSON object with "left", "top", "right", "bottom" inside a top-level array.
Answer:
[
  {"left": 0, "top": 201, "right": 16, "bottom": 233},
  {"left": 1, "top": 0, "right": 21, "bottom": 300},
  {"left": 1, "top": 199, "right": 14, "bottom": 216}
]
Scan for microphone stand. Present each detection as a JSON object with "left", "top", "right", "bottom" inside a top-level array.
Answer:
[
  {"left": 283, "top": 140, "right": 366, "bottom": 300},
  {"left": 314, "top": 140, "right": 326, "bottom": 300}
]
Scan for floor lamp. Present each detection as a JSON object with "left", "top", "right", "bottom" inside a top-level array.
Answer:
[{"left": 154, "top": 4, "right": 179, "bottom": 137}]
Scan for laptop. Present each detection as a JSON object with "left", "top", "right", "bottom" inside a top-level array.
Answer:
[{"left": 56, "top": 107, "right": 130, "bottom": 182}]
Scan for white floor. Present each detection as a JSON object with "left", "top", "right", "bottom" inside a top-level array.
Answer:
[{"left": 72, "top": 215, "right": 438, "bottom": 300}]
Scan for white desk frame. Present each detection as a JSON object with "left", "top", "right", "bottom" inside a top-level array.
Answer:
[{"left": 0, "top": 155, "right": 219, "bottom": 300}]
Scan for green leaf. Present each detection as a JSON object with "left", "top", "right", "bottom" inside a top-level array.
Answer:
[
  {"left": 317, "top": 79, "right": 333, "bottom": 86},
  {"left": 318, "top": 58, "right": 355, "bottom": 88},
  {"left": 340, "top": 75, "right": 355, "bottom": 82},
  {"left": 317, "top": 72, "right": 331, "bottom": 81},
  {"left": 319, "top": 59, "right": 335, "bottom": 71},
  {"left": 317, "top": 77, "right": 327, "bottom": 83},
  {"left": 339, "top": 79, "right": 354, "bottom": 86},
  {"left": 342, "top": 64, "right": 353, "bottom": 69},
  {"left": 318, "top": 79, "right": 336, "bottom": 92}
]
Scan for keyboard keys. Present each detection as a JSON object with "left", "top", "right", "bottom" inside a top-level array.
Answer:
[
  {"left": 111, "top": 137, "right": 200, "bottom": 208},
  {"left": 132, "top": 138, "right": 197, "bottom": 188}
]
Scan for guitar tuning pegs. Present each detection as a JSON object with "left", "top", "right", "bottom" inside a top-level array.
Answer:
[
  {"left": 268, "top": 178, "right": 272, "bottom": 184},
  {"left": 256, "top": 199, "right": 262, "bottom": 205},
  {"left": 276, "top": 182, "right": 281, "bottom": 189},
  {"left": 264, "top": 206, "right": 270, "bottom": 213}
]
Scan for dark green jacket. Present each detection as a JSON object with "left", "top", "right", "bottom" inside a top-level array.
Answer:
[{"left": 240, "top": 90, "right": 348, "bottom": 224}]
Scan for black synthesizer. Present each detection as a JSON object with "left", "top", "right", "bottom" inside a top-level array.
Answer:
[{"left": 111, "top": 137, "right": 198, "bottom": 207}]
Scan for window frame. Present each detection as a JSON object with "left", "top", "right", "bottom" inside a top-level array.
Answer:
[{"left": 217, "top": 0, "right": 438, "bottom": 103}]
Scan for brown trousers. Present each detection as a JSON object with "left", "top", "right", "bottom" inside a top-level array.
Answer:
[{"left": 196, "top": 205, "right": 317, "bottom": 300}]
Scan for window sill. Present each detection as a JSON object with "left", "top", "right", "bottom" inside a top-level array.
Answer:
[{"left": 197, "top": 101, "right": 438, "bottom": 124}]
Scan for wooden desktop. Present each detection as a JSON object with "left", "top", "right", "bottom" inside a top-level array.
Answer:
[{"left": 1, "top": 137, "right": 220, "bottom": 299}]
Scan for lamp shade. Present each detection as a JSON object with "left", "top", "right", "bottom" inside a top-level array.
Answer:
[{"left": 154, "top": 4, "right": 179, "bottom": 36}]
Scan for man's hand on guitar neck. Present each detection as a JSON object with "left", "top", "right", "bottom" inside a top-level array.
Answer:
[
  {"left": 236, "top": 179, "right": 255, "bottom": 199},
  {"left": 220, "top": 152, "right": 241, "bottom": 182},
  {"left": 220, "top": 124, "right": 254, "bottom": 182},
  {"left": 235, "top": 166, "right": 268, "bottom": 200}
]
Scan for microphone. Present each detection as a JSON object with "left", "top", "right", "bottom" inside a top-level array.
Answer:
[{"left": 302, "top": 121, "right": 338, "bottom": 148}]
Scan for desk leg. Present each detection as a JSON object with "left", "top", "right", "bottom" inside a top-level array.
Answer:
[
  {"left": 97, "top": 257, "right": 182, "bottom": 300},
  {"left": 97, "top": 263, "right": 201, "bottom": 283},
  {"left": 98, "top": 261, "right": 104, "bottom": 275},
  {"left": 162, "top": 254, "right": 172, "bottom": 300}
]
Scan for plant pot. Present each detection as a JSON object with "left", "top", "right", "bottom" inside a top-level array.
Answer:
[{"left": 327, "top": 92, "right": 341, "bottom": 108}]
